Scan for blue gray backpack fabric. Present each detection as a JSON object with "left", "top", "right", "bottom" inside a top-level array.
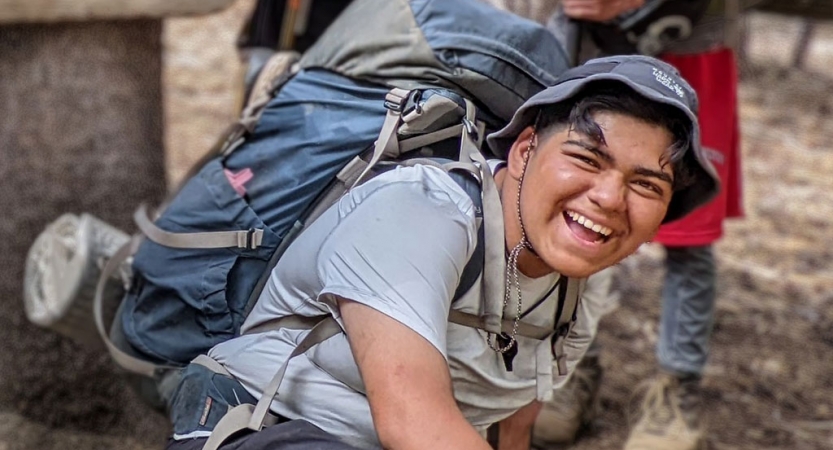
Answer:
[{"left": 94, "top": 0, "right": 576, "bottom": 392}]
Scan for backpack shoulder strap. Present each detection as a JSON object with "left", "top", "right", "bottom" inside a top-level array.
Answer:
[
  {"left": 445, "top": 168, "right": 484, "bottom": 302},
  {"left": 200, "top": 315, "right": 341, "bottom": 450},
  {"left": 552, "top": 276, "right": 586, "bottom": 375}
]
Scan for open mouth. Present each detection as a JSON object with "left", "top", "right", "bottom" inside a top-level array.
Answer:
[{"left": 564, "top": 210, "right": 612, "bottom": 244}]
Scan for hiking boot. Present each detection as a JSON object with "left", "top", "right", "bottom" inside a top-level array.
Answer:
[
  {"left": 623, "top": 373, "right": 705, "bottom": 450},
  {"left": 531, "top": 353, "right": 603, "bottom": 448}
]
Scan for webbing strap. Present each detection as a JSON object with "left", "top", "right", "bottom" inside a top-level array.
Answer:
[
  {"left": 243, "top": 314, "right": 325, "bottom": 336},
  {"left": 399, "top": 124, "right": 463, "bottom": 153},
  {"left": 243, "top": 220, "right": 305, "bottom": 318},
  {"left": 442, "top": 161, "right": 482, "bottom": 183},
  {"left": 335, "top": 156, "right": 369, "bottom": 184},
  {"left": 562, "top": 277, "right": 584, "bottom": 326},
  {"left": 202, "top": 403, "right": 279, "bottom": 450},
  {"left": 93, "top": 236, "right": 173, "bottom": 378},
  {"left": 447, "top": 310, "right": 551, "bottom": 340},
  {"left": 192, "top": 354, "right": 232, "bottom": 377},
  {"left": 552, "top": 277, "right": 586, "bottom": 376},
  {"left": 200, "top": 316, "right": 342, "bottom": 450},
  {"left": 552, "top": 332, "right": 569, "bottom": 376},
  {"left": 135, "top": 204, "right": 265, "bottom": 250},
  {"left": 249, "top": 317, "right": 341, "bottom": 430},
  {"left": 459, "top": 99, "right": 506, "bottom": 335},
  {"left": 351, "top": 88, "right": 410, "bottom": 188}
]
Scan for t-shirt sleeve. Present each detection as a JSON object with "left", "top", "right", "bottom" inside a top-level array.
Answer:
[{"left": 316, "top": 168, "right": 478, "bottom": 358}]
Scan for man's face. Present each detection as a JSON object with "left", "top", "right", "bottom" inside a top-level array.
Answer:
[{"left": 509, "top": 111, "right": 675, "bottom": 278}]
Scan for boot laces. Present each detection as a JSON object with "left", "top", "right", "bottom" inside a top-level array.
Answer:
[{"left": 630, "top": 375, "right": 700, "bottom": 434}]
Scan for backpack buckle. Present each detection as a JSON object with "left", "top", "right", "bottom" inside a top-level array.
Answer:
[
  {"left": 462, "top": 117, "right": 479, "bottom": 142},
  {"left": 551, "top": 322, "right": 574, "bottom": 376},
  {"left": 238, "top": 228, "right": 264, "bottom": 250},
  {"left": 384, "top": 89, "right": 421, "bottom": 114}
]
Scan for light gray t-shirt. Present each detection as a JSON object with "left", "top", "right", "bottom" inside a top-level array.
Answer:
[{"left": 208, "top": 164, "right": 591, "bottom": 449}]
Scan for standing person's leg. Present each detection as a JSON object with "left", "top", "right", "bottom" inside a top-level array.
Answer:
[
  {"left": 622, "top": 245, "right": 716, "bottom": 450},
  {"left": 657, "top": 245, "right": 716, "bottom": 379}
]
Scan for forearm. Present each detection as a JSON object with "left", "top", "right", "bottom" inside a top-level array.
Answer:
[
  {"left": 366, "top": 337, "right": 491, "bottom": 449},
  {"left": 339, "top": 298, "right": 492, "bottom": 450},
  {"left": 375, "top": 402, "right": 492, "bottom": 450},
  {"left": 497, "top": 401, "right": 542, "bottom": 450}
]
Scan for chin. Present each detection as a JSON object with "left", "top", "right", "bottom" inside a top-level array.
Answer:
[
  {"left": 545, "top": 255, "right": 610, "bottom": 279},
  {"left": 534, "top": 240, "right": 620, "bottom": 278}
]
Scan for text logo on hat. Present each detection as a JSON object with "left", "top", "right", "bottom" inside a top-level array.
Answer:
[{"left": 651, "top": 67, "right": 685, "bottom": 99}]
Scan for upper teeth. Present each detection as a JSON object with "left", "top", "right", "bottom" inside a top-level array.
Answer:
[{"left": 567, "top": 211, "right": 613, "bottom": 237}]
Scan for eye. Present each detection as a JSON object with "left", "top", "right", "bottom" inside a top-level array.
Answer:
[
  {"left": 567, "top": 152, "right": 601, "bottom": 169},
  {"left": 632, "top": 179, "right": 664, "bottom": 196}
]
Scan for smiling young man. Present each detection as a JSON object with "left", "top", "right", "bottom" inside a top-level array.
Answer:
[{"left": 166, "top": 55, "right": 718, "bottom": 450}]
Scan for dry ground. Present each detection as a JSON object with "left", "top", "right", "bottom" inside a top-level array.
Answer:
[{"left": 2, "top": 2, "right": 831, "bottom": 449}]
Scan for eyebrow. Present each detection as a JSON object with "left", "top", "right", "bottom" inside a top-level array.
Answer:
[
  {"left": 634, "top": 166, "right": 674, "bottom": 185},
  {"left": 565, "top": 139, "right": 614, "bottom": 164},
  {"left": 565, "top": 139, "right": 674, "bottom": 185}
]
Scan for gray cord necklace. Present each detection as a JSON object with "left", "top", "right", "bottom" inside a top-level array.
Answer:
[{"left": 487, "top": 132, "right": 536, "bottom": 370}]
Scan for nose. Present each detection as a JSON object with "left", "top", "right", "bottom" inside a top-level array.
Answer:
[{"left": 588, "top": 171, "right": 626, "bottom": 213}]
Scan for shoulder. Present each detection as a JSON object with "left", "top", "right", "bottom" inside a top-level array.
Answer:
[
  {"left": 344, "top": 164, "right": 478, "bottom": 225},
  {"left": 314, "top": 164, "right": 480, "bottom": 271}
]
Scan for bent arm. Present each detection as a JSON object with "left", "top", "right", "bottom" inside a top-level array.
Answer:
[
  {"left": 496, "top": 401, "right": 542, "bottom": 450},
  {"left": 338, "top": 298, "right": 492, "bottom": 450}
]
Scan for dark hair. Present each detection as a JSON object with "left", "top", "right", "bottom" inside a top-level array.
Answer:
[{"left": 534, "top": 81, "right": 696, "bottom": 191}]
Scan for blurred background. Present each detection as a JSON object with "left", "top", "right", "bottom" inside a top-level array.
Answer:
[{"left": 0, "top": 0, "right": 831, "bottom": 449}]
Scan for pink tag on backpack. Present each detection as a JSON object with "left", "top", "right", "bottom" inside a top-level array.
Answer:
[{"left": 224, "top": 168, "right": 254, "bottom": 196}]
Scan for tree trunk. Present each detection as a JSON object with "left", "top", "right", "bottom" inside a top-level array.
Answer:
[{"left": 0, "top": 20, "right": 170, "bottom": 445}]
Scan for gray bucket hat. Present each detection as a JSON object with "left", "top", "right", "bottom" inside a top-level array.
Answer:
[{"left": 486, "top": 54, "right": 720, "bottom": 224}]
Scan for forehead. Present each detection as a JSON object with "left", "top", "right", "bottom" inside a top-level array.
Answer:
[
  {"left": 571, "top": 111, "right": 672, "bottom": 155},
  {"left": 539, "top": 111, "right": 676, "bottom": 180}
]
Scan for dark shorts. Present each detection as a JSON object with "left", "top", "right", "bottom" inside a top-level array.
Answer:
[
  {"left": 166, "top": 419, "right": 359, "bottom": 450},
  {"left": 168, "top": 362, "right": 359, "bottom": 450},
  {"left": 169, "top": 363, "right": 259, "bottom": 438}
]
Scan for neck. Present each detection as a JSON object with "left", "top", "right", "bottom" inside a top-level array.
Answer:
[{"left": 494, "top": 166, "right": 555, "bottom": 279}]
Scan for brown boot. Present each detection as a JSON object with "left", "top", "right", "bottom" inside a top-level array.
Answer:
[
  {"left": 531, "top": 353, "right": 603, "bottom": 448},
  {"left": 623, "top": 373, "right": 705, "bottom": 450}
]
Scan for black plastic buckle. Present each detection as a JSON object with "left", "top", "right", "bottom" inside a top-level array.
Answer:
[
  {"left": 462, "top": 118, "right": 479, "bottom": 142},
  {"left": 385, "top": 90, "right": 423, "bottom": 115},
  {"left": 245, "top": 228, "right": 256, "bottom": 250}
]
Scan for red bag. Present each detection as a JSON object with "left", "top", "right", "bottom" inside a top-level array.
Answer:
[{"left": 654, "top": 48, "right": 744, "bottom": 246}]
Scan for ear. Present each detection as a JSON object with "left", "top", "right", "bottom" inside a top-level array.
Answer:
[{"left": 505, "top": 126, "right": 537, "bottom": 181}]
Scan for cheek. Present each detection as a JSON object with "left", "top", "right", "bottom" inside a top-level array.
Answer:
[
  {"left": 527, "top": 160, "right": 586, "bottom": 203},
  {"left": 523, "top": 173, "right": 576, "bottom": 225},
  {"left": 627, "top": 198, "right": 668, "bottom": 239}
]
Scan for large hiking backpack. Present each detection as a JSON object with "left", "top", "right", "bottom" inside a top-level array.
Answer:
[{"left": 86, "top": 0, "right": 586, "bottom": 409}]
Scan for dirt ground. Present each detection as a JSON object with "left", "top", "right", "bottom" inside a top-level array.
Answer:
[{"left": 3, "top": 2, "right": 831, "bottom": 449}]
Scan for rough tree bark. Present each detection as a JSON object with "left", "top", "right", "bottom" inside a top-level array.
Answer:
[{"left": 0, "top": 20, "right": 170, "bottom": 444}]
